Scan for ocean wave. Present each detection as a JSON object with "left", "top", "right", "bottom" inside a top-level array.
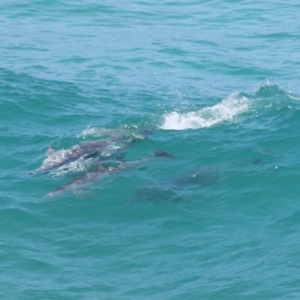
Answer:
[
  {"left": 160, "top": 92, "right": 250, "bottom": 130},
  {"left": 160, "top": 82, "right": 300, "bottom": 131}
]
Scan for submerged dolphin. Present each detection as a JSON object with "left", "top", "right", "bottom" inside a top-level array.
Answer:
[
  {"left": 133, "top": 165, "right": 222, "bottom": 203},
  {"left": 30, "top": 130, "right": 147, "bottom": 175},
  {"left": 45, "top": 151, "right": 174, "bottom": 197},
  {"left": 170, "top": 165, "right": 221, "bottom": 187}
]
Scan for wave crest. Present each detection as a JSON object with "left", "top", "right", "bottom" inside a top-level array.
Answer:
[{"left": 160, "top": 93, "right": 250, "bottom": 130}]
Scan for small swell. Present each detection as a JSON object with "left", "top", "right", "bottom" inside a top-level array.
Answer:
[{"left": 160, "top": 93, "right": 250, "bottom": 130}]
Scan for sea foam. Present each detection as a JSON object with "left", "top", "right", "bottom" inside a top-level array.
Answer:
[{"left": 160, "top": 93, "right": 250, "bottom": 130}]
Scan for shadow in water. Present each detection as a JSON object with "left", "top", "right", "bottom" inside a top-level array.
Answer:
[{"left": 132, "top": 165, "right": 221, "bottom": 203}]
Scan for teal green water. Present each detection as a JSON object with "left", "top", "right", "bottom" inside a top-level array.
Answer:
[{"left": 2, "top": 1, "right": 300, "bottom": 299}]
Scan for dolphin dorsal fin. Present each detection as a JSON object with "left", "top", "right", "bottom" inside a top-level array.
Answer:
[{"left": 46, "top": 145, "right": 55, "bottom": 156}]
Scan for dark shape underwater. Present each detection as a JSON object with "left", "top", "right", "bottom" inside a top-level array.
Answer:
[
  {"left": 45, "top": 151, "right": 174, "bottom": 197},
  {"left": 133, "top": 165, "right": 221, "bottom": 202}
]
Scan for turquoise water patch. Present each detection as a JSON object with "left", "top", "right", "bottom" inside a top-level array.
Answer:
[{"left": 1, "top": 1, "right": 300, "bottom": 299}]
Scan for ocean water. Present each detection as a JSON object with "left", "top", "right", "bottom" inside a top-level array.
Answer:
[{"left": 1, "top": 0, "right": 300, "bottom": 298}]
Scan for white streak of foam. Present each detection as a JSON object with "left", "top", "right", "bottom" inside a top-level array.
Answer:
[
  {"left": 160, "top": 94, "right": 250, "bottom": 130},
  {"left": 82, "top": 127, "right": 118, "bottom": 138}
]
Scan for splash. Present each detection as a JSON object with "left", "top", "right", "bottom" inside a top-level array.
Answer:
[
  {"left": 160, "top": 93, "right": 250, "bottom": 130},
  {"left": 81, "top": 127, "right": 119, "bottom": 138}
]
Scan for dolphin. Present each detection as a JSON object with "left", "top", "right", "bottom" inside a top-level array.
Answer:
[
  {"left": 132, "top": 165, "right": 221, "bottom": 203},
  {"left": 45, "top": 151, "right": 174, "bottom": 197},
  {"left": 29, "top": 130, "right": 148, "bottom": 175},
  {"left": 170, "top": 165, "right": 221, "bottom": 187},
  {"left": 29, "top": 140, "right": 111, "bottom": 175}
]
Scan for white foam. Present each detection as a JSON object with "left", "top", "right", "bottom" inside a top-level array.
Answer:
[
  {"left": 49, "top": 156, "right": 98, "bottom": 177},
  {"left": 160, "top": 93, "right": 250, "bottom": 130},
  {"left": 81, "top": 127, "right": 117, "bottom": 138}
]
